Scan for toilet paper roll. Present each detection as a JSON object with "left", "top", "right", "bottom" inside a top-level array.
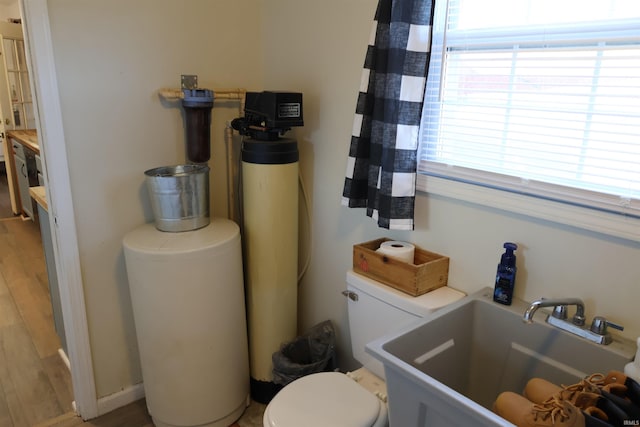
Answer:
[{"left": 376, "top": 240, "right": 415, "bottom": 264}]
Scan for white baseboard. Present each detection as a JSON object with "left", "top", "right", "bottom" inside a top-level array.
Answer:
[
  {"left": 58, "top": 348, "right": 70, "bottom": 370},
  {"left": 96, "top": 383, "right": 146, "bottom": 417}
]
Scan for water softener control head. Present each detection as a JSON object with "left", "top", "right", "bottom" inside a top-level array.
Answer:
[{"left": 231, "top": 91, "right": 303, "bottom": 141}]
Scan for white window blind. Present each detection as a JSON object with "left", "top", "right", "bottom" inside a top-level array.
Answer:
[{"left": 419, "top": 0, "right": 640, "bottom": 219}]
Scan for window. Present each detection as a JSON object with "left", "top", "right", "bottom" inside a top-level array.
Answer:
[{"left": 418, "top": 0, "right": 640, "bottom": 239}]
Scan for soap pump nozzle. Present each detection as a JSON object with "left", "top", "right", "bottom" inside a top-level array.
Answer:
[{"left": 501, "top": 242, "right": 517, "bottom": 267}]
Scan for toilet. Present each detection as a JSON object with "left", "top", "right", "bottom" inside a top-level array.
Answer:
[{"left": 263, "top": 270, "right": 466, "bottom": 427}]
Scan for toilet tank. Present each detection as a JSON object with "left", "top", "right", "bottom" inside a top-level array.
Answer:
[{"left": 346, "top": 270, "right": 465, "bottom": 379}]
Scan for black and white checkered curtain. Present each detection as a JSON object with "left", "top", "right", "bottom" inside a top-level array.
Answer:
[{"left": 341, "top": 0, "right": 434, "bottom": 230}]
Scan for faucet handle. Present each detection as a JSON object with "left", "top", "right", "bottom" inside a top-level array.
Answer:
[
  {"left": 590, "top": 316, "right": 624, "bottom": 335},
  {"left": 552, "top": 305, "right": 567, "bottom": 320}
]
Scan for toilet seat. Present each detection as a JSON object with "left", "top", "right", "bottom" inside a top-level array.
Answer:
[{"left": 263, "top": 372, "right": 387, "bottom": 427}]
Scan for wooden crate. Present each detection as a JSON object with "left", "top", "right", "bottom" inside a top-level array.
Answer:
[{"left": 353, "top": 238, "right": 449, "bottom": 297}]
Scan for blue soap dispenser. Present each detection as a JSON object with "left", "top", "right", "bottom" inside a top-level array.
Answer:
[{"left": 493, "top": 242, "right": 517, "bottom": 305}]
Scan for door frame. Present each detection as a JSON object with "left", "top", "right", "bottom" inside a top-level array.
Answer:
[{"left": 19, "top": 0, "right": 98, "bottom": 418}]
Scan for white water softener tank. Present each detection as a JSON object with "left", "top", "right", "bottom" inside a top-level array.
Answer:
[{"left": 123, "top": 218, "right": 249, "bottom": 427}]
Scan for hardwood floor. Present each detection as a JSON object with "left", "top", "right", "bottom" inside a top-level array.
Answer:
[{"left": 0, "top": 216, "right": 74, "bottom": 426}]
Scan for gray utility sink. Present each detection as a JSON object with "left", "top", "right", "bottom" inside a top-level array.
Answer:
[{"left": 367, "top": 287, "right": 636, "bottom": 427}]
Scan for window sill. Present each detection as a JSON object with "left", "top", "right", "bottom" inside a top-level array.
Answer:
[{"left": 416, "top": 174, "right": 640, "bottom": 243}]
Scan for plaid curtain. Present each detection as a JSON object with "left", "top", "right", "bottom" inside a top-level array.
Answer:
[{"left": 341, "top": 0, "right": 434, "bottom": 230}]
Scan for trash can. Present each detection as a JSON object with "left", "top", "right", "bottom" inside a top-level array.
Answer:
[{"left": 272, "top": 320, "right": 336, "bottom": 386}]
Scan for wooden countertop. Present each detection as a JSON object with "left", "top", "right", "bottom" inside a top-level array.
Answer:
[
  {"left": 7, "top": 129, "right": 39, "bottom": 153},
  {"left": 29, "top": 186, "right": 47, "bottom": 211}
]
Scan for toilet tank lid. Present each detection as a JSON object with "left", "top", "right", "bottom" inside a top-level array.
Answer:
[{"left": 346, "top": 270, "right": 466, "bottom": 316}]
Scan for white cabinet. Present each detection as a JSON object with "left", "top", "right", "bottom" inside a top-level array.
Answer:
[
  {"left": 34, "top": 197, "right": 66, "bottom": 353},
  {"left": 11, "top": 138, "right": 35, "bottom": 219}
]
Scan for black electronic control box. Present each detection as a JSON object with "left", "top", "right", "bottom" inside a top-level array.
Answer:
[{"left": 244, "top": 91, "right": 304, "bottom": 129}]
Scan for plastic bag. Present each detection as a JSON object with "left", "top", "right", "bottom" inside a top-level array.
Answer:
[{"left": 272, "top": 320, "right": 336, "bottom": 386}]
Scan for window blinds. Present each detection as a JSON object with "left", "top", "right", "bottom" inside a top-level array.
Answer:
[{"left": 419, "top": 0, "right": 640, "bottom": 217}]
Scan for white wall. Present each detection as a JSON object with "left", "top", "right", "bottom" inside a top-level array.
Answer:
[
  {"left": 45, "top": 0, "right": 264, "bottom": 398},
  {"left": 262, "top": 0, "right": 640, "bottom": 371},
  {"left": 261, "top": 0, "right": 383, "bottom": 368}
]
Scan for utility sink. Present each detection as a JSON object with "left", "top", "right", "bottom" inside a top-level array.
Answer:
[{"left": 367, "top": 287, "right": 636, "bottom": 427}]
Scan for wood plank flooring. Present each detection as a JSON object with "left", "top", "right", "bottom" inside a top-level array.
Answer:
[{"left": 0, "top": 216, "right": 74, "bottom": 426}]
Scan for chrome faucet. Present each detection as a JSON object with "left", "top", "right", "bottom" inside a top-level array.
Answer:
[
  {"left": 523, "top": 297, "right": 586, "bottom": 325},
  {"left": 522, "top": 297, "right": 623, "bottom": 345}
]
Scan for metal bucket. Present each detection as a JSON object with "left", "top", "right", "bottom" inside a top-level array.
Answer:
[{"left": 144, "top": 164, "right": 210, "bottom": 232}]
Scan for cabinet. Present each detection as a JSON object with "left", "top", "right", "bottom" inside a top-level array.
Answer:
[
  {"left": 31, "top": 188, "right": 66, "bottom": 355},
  {"left": 11, "top": 138, "right": 37, "bottom": 219}
]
